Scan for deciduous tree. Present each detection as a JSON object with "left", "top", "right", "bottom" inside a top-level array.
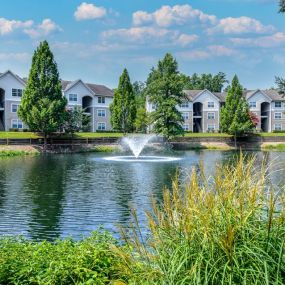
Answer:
[{"left": 146, "top": 53, "right": 185, "bottom": 139}]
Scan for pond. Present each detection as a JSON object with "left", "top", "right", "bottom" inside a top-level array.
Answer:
[{"left": 0, "top": 150, "right": 284, "bottom": 241}]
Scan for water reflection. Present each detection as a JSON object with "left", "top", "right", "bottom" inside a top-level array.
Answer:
[{"left": 0, "top": 151, "right": 284, "bottom": 241}]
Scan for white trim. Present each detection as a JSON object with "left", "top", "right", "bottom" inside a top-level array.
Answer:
[
  {"left": 274, "top": 101, "right": 282, "bottom": 108},
  {"left": 97, "top": 96, "right": 106, "bottom": 104},
  {"left": 182, "top": 111, "right": 189, "bottom": 120},
  {"left": 97, "top": 109, "right": 106, "bottom": 117},
  {"left": 63, "top": 79, "right": 95, "bottom": 95},
  {"left": 97, "top": 122, "right": 106, "bottom": 130},
  {"left": 274, "top": 112, "right": 282, "bottom": 120},
  {"left": 207, "top": 112, "right": 215, "bottom": 119},
  {"left": 207, "top": 124, "right": 216, "bottom": 131},
  {"left": 193, "top": 89, "right": 221, "bottom": 102},
  {"left": 11, "top": 88, "right": 23, "bottom": 98},
  {"left": 11, "top": 119, "right": 23, "bottom": 129},
  {"left": 246, "top": 89, "right": 272, "bottom": 102},
  {"left": 11, "top": 103, "right": 20, "bottom": 113},
  {"left": 207, "top": 101, "right": 215, "bottom": 108},
  {"left": 274, "top": 123, "right": 282, "bottom": 131},
  {"left": 0, "top": 70, "right": 26, "bottom": 86},
  {"left": 68, "top": 93, "right": 78, "bottom": 102}
]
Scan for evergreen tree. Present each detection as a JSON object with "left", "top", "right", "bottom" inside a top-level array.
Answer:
[
  {"left": 280, "top": 0, "right": 285, "bottom": 12},
  {"left": 18, "top": 41, "right": 67, "bottom": 150},
  {"left": 135, "top": 107, "right": 148, "bottom": 133},
  {"left": 220, "top": 75, "right": 254, "bottom": 146},
  {"left": 146, "top": 53, "right": 184, "bottom": 139},
  {"left": 110, "top": 69, "right": 136, "bottom": 133}
]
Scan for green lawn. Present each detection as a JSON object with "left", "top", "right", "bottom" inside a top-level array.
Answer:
[
  {"left": 184, "top": 132, "right": 232, "bottom": 137},
  {"left": 259, "top": 132, "right": 285, "bottom": 137}
]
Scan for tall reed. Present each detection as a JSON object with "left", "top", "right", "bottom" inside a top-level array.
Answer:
[{"left": 115, "top": 154, "right": 285, "bottom": 285}]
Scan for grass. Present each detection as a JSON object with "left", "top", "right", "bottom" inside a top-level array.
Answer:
[
  {"left": 0, "top": 154, "right": 285, "bottom": 284},
  {"left": 184, "top": 132, "right": 232, "bottom": 138},
  {"left": 114, "top": 154, "right": 285, "bottom": 285},
  {"left": 262, "top": 144, "right": 285, "bottom": 151},
  {"left": 0, "top": 150, "right": 39, "bottom": 157},
  {"left": 259, "top": 132, "right": 285, "bottom": 137},
  {"left": 88, "top": 145, "right": 118, "bottom": 152}
]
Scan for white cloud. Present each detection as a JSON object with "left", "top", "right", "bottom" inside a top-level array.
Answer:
[
  {"left": 133, "top": 4, "right": 217, "bottom": 27},
  {"left": 0, "top": 18, "right": 33, "bottom": 35},
  {"left": 177, "top": 45, "right": 239, "bottom": 61},
  {"left": 231, "top": 32, "right": 285, "bottom": 47},
  {"left": 74, "top": 2, "right": 107, "bottom": 21},
  {"left": 208, "top": 16, "right": 274, "bottom": 34},
  {"left": 176, "top": 34, "right": 199, "bottom": 47},
  {"left": 24, "top": 19, "right": 61, "bottom": 39},
  {"left": 0, "top": 52, "right": 30, "bottom": 61}
]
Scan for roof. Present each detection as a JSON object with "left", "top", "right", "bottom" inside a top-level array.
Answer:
[
  {"left": 183, "top": 89, "right": 285, "bottom": 102},
  {"left": 61, "top": 80, "right": 114, "bottom": 97}
]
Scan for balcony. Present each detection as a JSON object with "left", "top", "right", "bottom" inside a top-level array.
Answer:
[
  {"left": 261, "top": 111, "right": 269, "bottom": 117},
  {"left": 193, "top": 112, "right": 202, "bottom": 117},
  {"left": 0, "top": 103, "right": 4, "bottom": 111}
]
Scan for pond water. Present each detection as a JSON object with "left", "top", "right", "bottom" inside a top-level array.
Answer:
[{"left": 0, "top": 150, "right": 284, "bottom": 241}]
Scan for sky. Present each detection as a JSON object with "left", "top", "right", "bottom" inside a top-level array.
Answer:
[{"left": 0, "top": 0, "right": 284, "bottom": 89}]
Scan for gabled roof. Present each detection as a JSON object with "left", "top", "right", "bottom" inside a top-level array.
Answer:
[
  {"left": 244, "top": 89, "right": 272, "bottom": 102},
  {"left": 0, "top": 70, "right": 26, "bottom": 86},
  {"left": 183, "top": 89, "right": 226, "bottom": 102},
  {"left": 62, "top": 80, "right": 114, "bottom": 97}
]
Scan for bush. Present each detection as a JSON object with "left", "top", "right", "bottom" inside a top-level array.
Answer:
[
  {"left": 8, "top": 128, "right": 19, "bottom": 132},
  {"left": 115, "top": 154, "right": 285, "bottom": 285},
  {"left": 0, "top": 231, "right": 120, "bottom": 285}
]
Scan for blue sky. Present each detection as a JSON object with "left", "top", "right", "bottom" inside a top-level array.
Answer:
[{"left": 0, "top": 0, "right": 284, "bottom": 89}]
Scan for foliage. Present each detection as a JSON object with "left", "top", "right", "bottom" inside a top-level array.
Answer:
[
  {"left": 249, "top": 111, "right": 259, "bottom": 127},
  {"left": 110, "top": 69, "right": 137, "bottom": 133},
  {"left": 135, "top": 107, "right": 148, "bottom": 133},
  {"left": 183, "top": 72, "right": 228, "bottom": 92},
  {"left": 275, "top": 76, "right": 285, "bottom": 95},
  {"left": 0, "top": 150, "right": 39, "bottom": 157},
  {"left": 18, "top": 41, "right": 67, "bottom": 148},
  {"left": 146, "top": 53, "right": 185, "bottom": 139},
  {"left": 133, "top": 81, "right": 146, "bottom": 108},
  {"left": 115, "top": 154, "right": 285, "bottom": 285},
  {"left": 279, "top": 0, "right": 285, "bottom": 12},
  {"left": 220, "top": 75, "right": 254, "bottom": 143},
  {"left": 0, "top": 231, "right": 119, "bottom": 285},
  {"left": 63, "top": 106, "right": 91, "bottom": 134}
]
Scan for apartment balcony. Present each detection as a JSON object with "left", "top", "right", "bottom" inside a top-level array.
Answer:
[
  {"left": 261, "top": 111, "right": 269, "bottom": 117},
  {"left": 0, "top": 103, "right": 4, "bottom": 111}
]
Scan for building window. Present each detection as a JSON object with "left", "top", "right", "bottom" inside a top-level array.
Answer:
[
  {"left": 183, "top": 124, "right": 189, "bottom": 131},
  {"left": 274, "top": 112, "right": 282, "bottom": 120},
  {"left": 182, "top": 112, "right": 189, "bottom": 120},
  {"left": 151, "top": 104, "right": 156, "bottom": 110},
  {"left": 12, "top": 89, "right": 22, "bottom": 97},
  {"left": 97, "top": 109, "right": 106, "bottom": 117},
  {"left": 275, "top": 102, "right": 282, "bottom": 108},
  {"left": 208, "top": 102, "right": 214, "bottom": 108},
  {"left": 97, "top": 122, "right": 106, "bottom": 130},
  {"left": 11, "top": 119, "right": 23, "bottom": 129},
  {"left": 11, "top": 104, "right": 19, "bottom": 113},
  {"left": 207, "top": 124, "right": 215, "bottom": 131},
  {"left": 69, "top": 94, "right": 77, "bottom": 102},
  {"left": 274, "top": 123, "right": 282, "bottom": 131},
  {"left": 98, "top": 96, "right": 105, "bottom": 104},
  {"left": 180, "top": 102, "right": 189, "bottom": 108},
  {"left": 207, "top": 112, "right": 215, "bottom": 119},
  {"left": 249, "top": 102, "right": 256, "bottom": 108}
]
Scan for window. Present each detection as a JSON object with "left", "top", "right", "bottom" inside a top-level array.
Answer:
[
  {"left": 180, "top": 102, "right": 189, "bottom": 108},
  {"left": 207, "top": 124, "right": 215, "bottom": 131},
  {"left": 98, "top": 97, "right": 105, "bottom": 104},
  {"left": 97, "top": 109, "right": 106, "bottom": 117},
  {"left": 274, "top": 112, "right": 282, "bottom": 120},
  {"left": 68, "top": 94, "right": 77, "bottom": 102},
  {"left": 182, "top": 112, "right": 189, "bottom": 120},
  {"left": 12, "top": 89, "right": 22, "bottom": 97},
  {"left": 249, "top": 102, "right": 256, "bottom": 108},
  {"left": 274, "top": 123, "right": 282, "bottom": 131},
  {"left": 183, "top": 124, "right": 189, "bottom": 131},
  {"left": 11, "top": 104, "right": 19, "bottom": 113},
  {"left": 275, "top": 102, "right": 282, "bottom": 108},
  {"left": 97, "top": 122, "right": 106, "bottom": 130},
  {"left": 11, "top": 119, "right": 23, "bottom": 129},
  {"left": 151, "top": 104, "right": 156, "bottom": 110},
  {"left": 207, "top": 112, "right": 215, "bottom": 119},
  {"left": 208, "top": 102, "right": 214, "bottom": 108}
]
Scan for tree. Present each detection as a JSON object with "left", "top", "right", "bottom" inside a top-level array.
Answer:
[
  {"left": 110, "top": 69, "right": 136, "bottom": 133},
  {"left": 18, "top": 41, "right": 67, "bottom": 150},
  {"left": 183, "top": 72, "right": 228, "bottom": 92},
  {"left": 135, "top": 107, "right": 148, "bottom": 133},
  {"left": 63, "top": 106, "right": 90, "bottom": 135},
  {"left": 280, "top": 0, "right": 285, "bottom": 12},
  {"left": 146, "top": 53, "right": 185, "bottom": 139},
  {"left": 220, "top": 75, "right": 254, "bottom": 147}
]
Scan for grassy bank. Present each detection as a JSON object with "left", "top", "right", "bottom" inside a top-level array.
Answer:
[
  {"left": 0, "top": 155, "right": 284, "bottom": 284},
  {"left": 262, "top": 143, "right": 285, "bottom": 151},
  {"left": 0, "top": 146, "right": 40, "bottom": 157}
]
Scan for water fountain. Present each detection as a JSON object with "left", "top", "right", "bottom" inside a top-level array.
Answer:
[{"left": 103, "top": 134, "right": 181, "bottom": 162}]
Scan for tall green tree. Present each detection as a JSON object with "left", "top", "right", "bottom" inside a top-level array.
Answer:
[
  {"left": 110, "top": 69, "right": 136, "bottom": 133},
  {"left": 18, "top": 41, "right": 67, "bottom": 150},
  {"left": 220, "top": 75, "right": 254, "bottom": 147},
  {"left": 280, "top": 0, "right": 285, "bottom": 12},
  {"left": 146, "top": 53, "right": 185, "bottom": 139},
  {"left": 183, "top": 72, "right": 227, "bottom": 92}
]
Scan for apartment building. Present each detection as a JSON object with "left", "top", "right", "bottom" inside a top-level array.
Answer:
[
  {"left": 0, "top": 70, "right": 114, "bottom": 132},
  {"left": 146, "top": 89, "right": 285, "bottom": 133}
]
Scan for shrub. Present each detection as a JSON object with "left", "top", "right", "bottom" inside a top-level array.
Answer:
[
  {"left": 0, "top": 231, "right": 119, "bottom": 285},
  {"left": 115, "top": 154, "right": 285, "bottom": 285}
]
